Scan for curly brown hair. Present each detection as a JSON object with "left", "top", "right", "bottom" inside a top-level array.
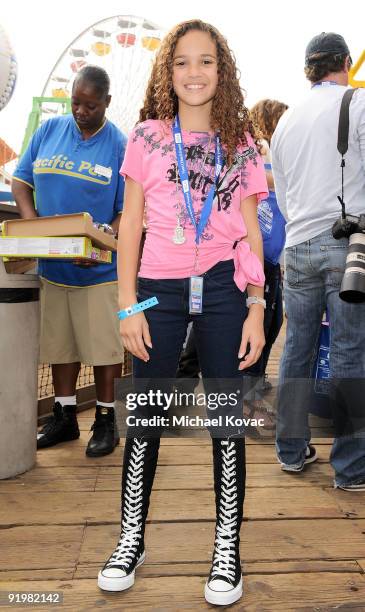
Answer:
[
  {"left": 304, "top": 53, "right": 348, "bottom": 83},
  {"left": 250, "top": 99, "right": 288, "bottom": 145},
  {"left": 139, "top": 19, "right": 258, "bottom": 165}
]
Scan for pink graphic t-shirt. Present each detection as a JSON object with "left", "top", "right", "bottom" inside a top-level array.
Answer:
[{"left": 121, "top": 119, "right": 268, "bottom": 290}]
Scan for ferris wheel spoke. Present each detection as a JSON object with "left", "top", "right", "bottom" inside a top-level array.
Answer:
[{"left": 42, "top": 14, "right": 165, "bottom": 134}]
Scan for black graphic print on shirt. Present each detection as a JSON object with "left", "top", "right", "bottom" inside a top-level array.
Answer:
[{"left": 133, "top": 124, "right": 259, "bottom": 243}]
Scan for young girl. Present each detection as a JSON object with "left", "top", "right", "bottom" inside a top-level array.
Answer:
[{"left": 98, "top": 20, "right": 268, "bottom": 606}]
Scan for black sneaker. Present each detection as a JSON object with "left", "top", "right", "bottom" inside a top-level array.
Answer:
[
  {"left": 255, "top": 374, "right": 273, "bottom": 394},
  {"left": 98, "top": 536, "right": 145, "bottom": 592},
  {"left": 98, "top": 437, "right": 160, "bottom": 591},
  {"left": 262, "top": 374, "right": 273, "bottom": 393},
  {"left": 37, "top": 403, "right": 80, "bottom": 449},
  {"left": 86, "top": 406, "right": 120, "bottom": 457},
  {"left": 205, "top": 439, "right": 244, "bottom": 606},
  {"left": 205, "top": 543, "right": 243, "bottom": 605},
  {"left": 280, "top": 444, "right": 318, "bottom": 472},
  {"left": 336, "top": 479, "right": 365, "bottom": 492}
]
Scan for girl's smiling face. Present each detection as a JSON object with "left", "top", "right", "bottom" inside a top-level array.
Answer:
[{"left": 172, "top": 30, "right": 218, "bottom": 113}]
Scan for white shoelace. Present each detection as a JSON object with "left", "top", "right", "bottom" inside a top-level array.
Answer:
[
  {"left": 211, "top": 440, "right": 238, "bottom": 582},
  {"left": 106, "top": 439, "right": 147, "bottom": 569}
]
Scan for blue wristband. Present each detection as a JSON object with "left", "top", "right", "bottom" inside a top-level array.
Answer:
[{"left": 117, "top": 296, "right": 158, "bottom": 320}]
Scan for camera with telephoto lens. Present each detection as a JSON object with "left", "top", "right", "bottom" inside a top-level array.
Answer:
[{"left": 332, "top": 208, "right": 365, "bottom": 303}]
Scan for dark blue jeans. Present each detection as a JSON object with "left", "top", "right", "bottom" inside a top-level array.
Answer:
[
  {"left": 135, "top": 260, "right": 247, "bottom": 380},
  {"left": 129, "top": 260, "right": 248, "bottom": 438},
  {"left": 176, "top": 260, "right": 283, "bottom": 380}
]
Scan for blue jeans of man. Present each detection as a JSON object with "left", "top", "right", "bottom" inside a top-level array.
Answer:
[{"left": 276, "top": 229, "right": 365, "bottom": 486}]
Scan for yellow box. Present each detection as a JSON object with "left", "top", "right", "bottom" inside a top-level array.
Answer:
[
  {"left": 1, "top": 212, "right": 118, "bottom": 251},
  {"left": 0, "top": 236, "right": 112, "bottom": 263}
]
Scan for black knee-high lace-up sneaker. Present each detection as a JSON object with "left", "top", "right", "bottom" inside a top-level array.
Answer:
[
  {"left": 98, "top": 437, "right": 160, "bottom": 592},
  {"left": 205, "top": 438, "right": 246, "bottom": 606}
]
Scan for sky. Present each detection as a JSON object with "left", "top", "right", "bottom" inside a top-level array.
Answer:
[{"left": 1, "top": 0, "right": 364, "bottom": 155}]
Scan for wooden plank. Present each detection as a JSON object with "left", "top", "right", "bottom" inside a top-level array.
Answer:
[
  {"left": 77, "top": 428, "right": 284, "bottom": 445},
  {"left": 75, "top": 421, "right": 94, "bottom": 432},
  {"left": 77, "top": 422, "right": 335, "bottom": 444},
  {"left": 4, "top": 523, "right": 361, "bottom": 582},
  {"left": 77, "top": 429, "right": 210, "bottom": 445},
  {"left": 77, "top": 403, "right": 334, "bottom": 443},
  {"left": 95, "top": 461, "right": 334, "bottom": 491},
  {"left": 34, "top": 443, "right": 331, "bottom": 467},
  {"left": 74, "top": 559, "right": 361, "bottom": 579},
  {"left": 154, "top": 486, "right": 341, "bottom": 520},
  {"left": 0, "top": 485, "right": 343, "bottom": 525},
  {"left": 308, "top": 437, "right": 334, "bottom": 444},
  {"left": 0, "top": 491, "right": 120, "bottom": 526},
  {"left": 1, "top": 573, "right": 364, "bottom": 610},
  {"left": 0, "top": 467, "right": 99, "bottom": 492},
  {"left": 34, "top": 445, "right": 124, "bottom": 468},
  {"left": 80, "top": 520, "right": 365, "bottom": 566},
  {"left": 77, "top": 409, "right": 283, "bottom": 446},
  {"left": 0, "top": 525, "right": 84, "bottom": 572},
  {"left": 0, "top": 568, "right": 74, "bottom": 581},
  {"left": 328, "top": 489, "right": 365, "bottom": 518},
  {"left": 77, "top": 414, "right": 335, "bottom": 441},
  {"left": 1, "top": 522, "right": 361, "bottom": 583}
]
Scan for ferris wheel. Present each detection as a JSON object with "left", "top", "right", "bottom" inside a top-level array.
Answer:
[
  {"left": 41, "top": 15, "right": 165, "bottom": 134},
  {"left": 0, "top": 23, "right": 17, "bottom": 111}
]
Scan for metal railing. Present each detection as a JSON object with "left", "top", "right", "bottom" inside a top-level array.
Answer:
[{"left": 38, "top": 351, "right": 132, "bottom": 399}]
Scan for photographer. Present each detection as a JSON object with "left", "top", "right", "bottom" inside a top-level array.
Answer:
[{"left": 271, "top": 32, "right": 365, "bottom": 490}]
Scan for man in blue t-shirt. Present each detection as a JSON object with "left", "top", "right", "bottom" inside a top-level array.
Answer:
[{"left": 12, "top": 65, "right": 127, "bottom": 457}]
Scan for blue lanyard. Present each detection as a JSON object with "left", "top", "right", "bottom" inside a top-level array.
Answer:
[{"left": 172, "top": 115, "right": 222, "bottom": 244}]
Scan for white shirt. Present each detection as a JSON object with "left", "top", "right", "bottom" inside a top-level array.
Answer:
[{"left": 271, "top": 84, "right": 365, "bottom": 248}]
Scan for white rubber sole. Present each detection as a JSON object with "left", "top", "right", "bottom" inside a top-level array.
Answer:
[
  {"left": 280, "top": 463, "right": 305, "bottom": 473},
  {"left": 336, "top": 482, "right": 365, "bottom": 492},
  {"left": 279, "top": 447, "right": 318, "bottom": 472},
  {"left": 97, "top": 551, "right": 145, "bottom": 592},
  {"left": 204, "top": 577, "right": 243, "bottom": 606}
]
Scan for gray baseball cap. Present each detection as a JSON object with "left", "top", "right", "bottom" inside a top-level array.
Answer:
[{"left": 305, "top": 32, "right": 350, "bottom": 65}]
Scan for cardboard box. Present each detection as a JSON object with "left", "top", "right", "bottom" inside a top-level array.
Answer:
[
  {"left": 3, "top": 259, "right": 37, "bottom": 274},
  {"left": 1, "top": 212, "right": 118, "bottom": 251},
  {"left": 0, "top": 236, "right": 112, "bottom": 263}
]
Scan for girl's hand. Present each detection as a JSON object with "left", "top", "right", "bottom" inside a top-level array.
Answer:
[
  {"left": 120, "top": 312, "right": 152, "bottom": 362},
  {"left": 238, "top": 307, "right": 265, "bottom": 370}
]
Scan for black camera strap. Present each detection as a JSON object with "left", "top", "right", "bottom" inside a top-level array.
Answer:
[{"left": 337, "top": 88, "right": 358, "bottom": 216}]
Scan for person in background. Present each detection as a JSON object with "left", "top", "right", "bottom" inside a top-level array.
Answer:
[
  {"left": 12, "top": 65, "right": 127, "bottom": 457},
  {"left": 247, "top": 99, "right": 287, "bottom": 390},
  {"left": 97, "top": 19, "right": 267, "bottom": 606},
  {"left": 245, "top": 98, "right": 288, "bottom": 435},
  {"left": 271, "top": 32, "right": 365, "bottom": 490}
]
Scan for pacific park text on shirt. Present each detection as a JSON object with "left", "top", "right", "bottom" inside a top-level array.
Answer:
[
  {"left": 121, "top": 119, "right": 268, "bottom": 290},
  {"left": 32, "top": 155, "right": 112, "bottom": 184},
  {"left": 13, "top": 114, "right": 127, "bottom": 287}
]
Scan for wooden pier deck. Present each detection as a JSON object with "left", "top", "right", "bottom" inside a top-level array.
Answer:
[{"left": 1, "top": 332, "right": 365, "bottom": 610}]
